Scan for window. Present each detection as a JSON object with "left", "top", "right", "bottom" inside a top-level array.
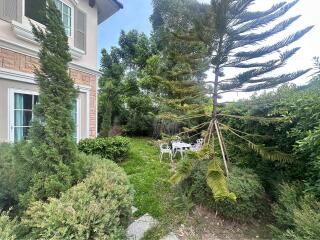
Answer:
[
  {"left": 25, "top": 0, "right": 72, "bottom": 37},
  {"left": 13, "top": 92, "right": 38, "bottom": 142},
  {"left": 10, "top": 90, "right": 79, "bottom": 143},
  {"left": 25, "top": 0, "right": 46, "bottom": 24},
  {"left": 53, "top": 0, "right": 72, "bottom": 36},
  {"left": 72, "top": 101, "right": 79, "bottom": 142}
]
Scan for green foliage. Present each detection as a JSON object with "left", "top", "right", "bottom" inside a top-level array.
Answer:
[
  {"left": 272, "top": 185, "right": 320, "bottom": 240},
  {"left": 0, "top": 211, "right": 19, "bottom": 240},
  {"left": 211, "top": 167, "right": 266, "bottom": 221},
  {"left": 272, "top": 183, "right": 302, "bottom": 230},
  {"left": 179, "top": 162, "right": 266, "bottom": 221},
  {"left": 281, "top": 196, "right": 320, "bottom": 240},
  {"left": 99, "top": 30, "right": 156, "bottom": 137},
  {"left": 0, "top": 143, "right": 34, "bottom": 213},
  {"left": 222, "top": 79, "right": 320, "bottom": 197},
  {"left": 25, "top": 0, "right": 78, "bottom": 203},
  {"left": 206, "top": 159, "right": 236, "bottom": 202},
  {"left": 78, "top": 136, "right": 129, "bottom": 162},
  {"left": 21, "top": 160, "right": 134, "bottom": 240},
  {"left": 170, "top": 147, "right": 236, "bottom": 202}
]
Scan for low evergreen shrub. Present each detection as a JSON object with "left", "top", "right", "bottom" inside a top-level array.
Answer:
[
  {"left": 281, "top": 196, "right": 320, "bottom": 240},
  {"left": 272, "top": 183, "right": 301, "bottom": 230},
  {"left": 0, "top": 143, "right": 32, "bottom": 212},
  {"left": 0, "top": 211, "right": 18, "bottom": 240},
  {"left": 22, "top": 160, "right": 134, "bottom": 240},
  {"left": 188, "top": 165, "right": 267, "bottom": 221},
  {"left": 78, "top": 136, "right": 129, "bottom": 162},
  {"left": 214, "top": 167, "right": 267, "bottom": 221}
]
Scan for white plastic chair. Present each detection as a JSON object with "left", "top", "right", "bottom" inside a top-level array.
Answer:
[
  {"left": 190, "top": 143, "right": 201, "bottom": 152},
  {"left": 160, "top": 144, "right": 173, "bottom": 162},
  {"left": 196, "top": 138, "right": 204, "bottom": 146}
]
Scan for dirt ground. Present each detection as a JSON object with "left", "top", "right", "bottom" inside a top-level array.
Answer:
[{"left": 174, "top": 206, "right": 272, "bottom": 240}]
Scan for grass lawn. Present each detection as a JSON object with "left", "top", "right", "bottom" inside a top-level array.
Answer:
[
  {"left": 121, "top": 138, "right": 189, "bottom": 239},
  {"left": 121, "top": 137, "right": 271, "bottom": 239}
]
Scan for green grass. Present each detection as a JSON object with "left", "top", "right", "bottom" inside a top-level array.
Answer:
[
  {"left": 121, "top": 137, "right": 271, "bottom": 239},
  {"left": 121, "top": 138, "right": 189, "bottom": 239},
  {"left": 121, "top": 138, "right": 174, "bottom": 218}
]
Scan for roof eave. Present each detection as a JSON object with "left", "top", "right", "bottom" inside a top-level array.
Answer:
[{"left": 97, "top": 0, "right": 122, "bottom": 25}]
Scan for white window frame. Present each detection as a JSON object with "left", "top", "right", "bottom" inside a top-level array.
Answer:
[
  {"left": 54, "top": 0, "right": 73, "bottom": 37},
  {"left": 8, "top": 88, "right": 80, "bottom": 143},
  {"left": 8, "top": 88, "right": 39, "bottom": 142},
  {"left": 74, "top": 97, "right": 81, "bottom": 142}
]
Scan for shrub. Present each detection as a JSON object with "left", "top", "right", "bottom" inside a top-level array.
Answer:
[
  {"left": 272, "top": 194, "right": 320, "bottom": 240},
  {"left": 78, "top": 136, "right": 129, "bottom": 162},
  {"left": 282, "top": 196, "right": 320, "bottom": 240},
  {"left": 213, "top": 167, "right": 267, "bottom": 221},
  {"left": 0, "top": 143, "right": 32, "bottom": 212},
  {"left": 0, "top": 211, "right": 18, "bottom": 240},
  {"left": 22, "top": 160, "right": 134, "bottom": 240},
  {"left": 272, "top": 183, "right": 301, "bottom": 230},
  {"left": 188, "top": 166, "right": 267, "bottom": 221}
]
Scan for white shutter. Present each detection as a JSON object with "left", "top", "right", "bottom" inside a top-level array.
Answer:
[
  {"left": 0, "top": 0, "right": 22, "bottom": 22},
  {"left": 74, "top": 8, "right": 86, "bottom": 52}
]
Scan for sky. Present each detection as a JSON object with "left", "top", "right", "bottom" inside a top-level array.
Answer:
[{"left": 98, "top": 0, "right": 320, "bottom": 101}]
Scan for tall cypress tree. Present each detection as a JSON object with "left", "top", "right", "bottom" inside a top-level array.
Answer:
[{"left": 26, "top": 0, "right": 77, "bottom": 202}]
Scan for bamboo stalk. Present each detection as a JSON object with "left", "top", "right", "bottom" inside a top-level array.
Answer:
[{"left": 215, "top": 120, "right": 229, "bottom": 176}]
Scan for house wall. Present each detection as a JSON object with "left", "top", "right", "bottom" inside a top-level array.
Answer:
[
  {"left": 0, "top": 47, "right": 97, "bottom": 141},
  {"left": 0, "top": 0, "right": 100, "bottom": 142},
  {"left": 0, "top": 78, "right": 93, "bottom": 142},
  {"left": 0, "top": 0, "right": 98, "bottom": 69}
]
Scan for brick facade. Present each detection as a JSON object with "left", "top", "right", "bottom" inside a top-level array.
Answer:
[{"left": 0, "top": 47, "right": 97, "bottom": 137}]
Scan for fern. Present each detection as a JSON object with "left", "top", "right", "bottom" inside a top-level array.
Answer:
[{"left": 206, "top": 160, "right": 237, "bottom": 202}]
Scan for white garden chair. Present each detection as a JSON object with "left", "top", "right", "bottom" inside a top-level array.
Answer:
[
  {"left": 190, "top": 143, "right": 201, "bottom": 152},
  {"left": 196, "top": 138, "right": 204, "bottom": 146},
  {"left": 160, "top": 144, "right": 173, "bottom": 162}
]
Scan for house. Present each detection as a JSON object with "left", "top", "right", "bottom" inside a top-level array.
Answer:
[{"left": 0, "top": 0, "right": 122, "bottom": 142}]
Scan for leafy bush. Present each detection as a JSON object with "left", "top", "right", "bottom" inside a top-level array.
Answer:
[
  {"left": 281, "top": 196, "right": 320, "bottom": 240},
  {"left": 0, "top": 211, "right": 18, "bottom": 240},
  {"left": 272, "top": 183, "right": 301, "bottom": 230},
  {"left": 19, "top": 151, "right": 99, "bottom": 210},
  {"left": 0, "top": 143, "right": 32, "bottom": 212},
  {"left": 22, "top": 160, "right": 134, "bottom": 239},
  {"left": 78, "top": 136, "right": 129, "bottom": 162},
  {"left": 213, "top": 167, "right": 267, "bottom": 221},
  {"left": 272, "top": 189, "right": 320, "bottom": 240},
  {"left": 188, "top": 165, "right": 267, "bottom": 221}
]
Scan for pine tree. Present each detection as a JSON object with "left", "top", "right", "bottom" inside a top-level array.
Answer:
[
  {"left": 158, "top": 0, "right": 313, "bottom": 201},
  {"left": 205, "top": 0, "right": 313, "bottom": 175},
  {"left": 26, "top": 0, "right": 77, "bottom": 202},
  {"left": 150, "top": 0, "right": 210, "bottom": 137},
  {"left": 171, "top": 0, "right": 313, "bottom": 175}
]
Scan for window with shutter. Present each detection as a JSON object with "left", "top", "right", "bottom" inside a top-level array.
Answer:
[
  {"left": 74, "top": 8, "right": 86, "bottom": 52},
  {"left": 0, "top": 0, "right": 22, "bottom": 22}
]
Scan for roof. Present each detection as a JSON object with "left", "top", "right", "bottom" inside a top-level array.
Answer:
[
  {"left": 112, "top": 0, "right": 123, "bottom": 9},
  {"left": 96, "top": 0, "right": 123, "bottom": 24}
]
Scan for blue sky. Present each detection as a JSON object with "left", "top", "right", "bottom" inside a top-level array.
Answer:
[{"left": 97, "top": 0, "right": 153, "bottom": 55}]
